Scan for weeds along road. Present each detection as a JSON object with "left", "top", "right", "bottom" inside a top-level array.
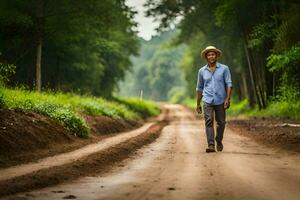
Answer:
[{"left": 3, "top": 104, "right": 300, "bottom": 200}]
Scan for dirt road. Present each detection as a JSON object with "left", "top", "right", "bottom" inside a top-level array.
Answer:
[
  {"left": 3, "top": 104, "right": 300, "bottom": 200},
  {"left": 0, "top": 122, "right": 155, "bottom": 182}
]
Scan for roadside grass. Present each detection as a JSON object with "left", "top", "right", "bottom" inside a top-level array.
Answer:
[
  {"left": 113, "top": 97, "right": 160, "bottom": 119},
  {"left": 182, "top": 98, "right": 196, "bottom": 110},
  {"left": 226, "top": 99, "right": 250, "bottom": 117},
  {"left": 227, "top": 98, "right": 300, "bottom": 119},
  {"left": 0, "top": 87, "right": 160, "bottom": 137},
  {"left": 247, "top": 100, "right": 300, "bottom": 119},
  {"left": 182, "top": 97, "right": 251, "bottom": 116},
  {"left": 181, "top": 97, "right": 300, "bottom": 119}
]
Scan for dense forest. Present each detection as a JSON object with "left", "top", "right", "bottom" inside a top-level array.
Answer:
[
  {"left": 0, "top": 0, "right": 138, "bottom": 98},
  {"left": 0, "top": 0, "right": 299, "bottom": 117},
  {"left": 118, "top": 30, "right": 186, "bottom": 101},
  {"left": 145, "top": 0, "right": 300, "bottom": 110}
]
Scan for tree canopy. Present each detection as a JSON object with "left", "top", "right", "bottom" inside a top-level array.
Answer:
[
  {"left": 0, "top": 0, "right": 139, "bottom": 98},
  {"left": 145, "top": 0, "right": 300, "bottom": 108},
  {"left": 118, "top": 30, "right": 186, "bottom": 101}
]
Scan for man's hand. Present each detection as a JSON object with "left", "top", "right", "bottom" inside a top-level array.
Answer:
[
  {"left": 224, "top": 98, "right": 230, "bottom": 109},
  {"left": 196, "top": 104, "right": 202, "bottom": 114}
]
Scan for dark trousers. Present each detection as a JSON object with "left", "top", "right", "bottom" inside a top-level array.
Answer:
[{"left": 203, "top": 102, "right": 226, "bottom": 146}]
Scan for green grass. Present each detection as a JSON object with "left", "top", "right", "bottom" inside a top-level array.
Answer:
[
  {"left": 227, "top": 98, "right": 300, "bottom": 119},
  {"left": 226, "top": 99, "right": 250, "bottom": 117},
  {"left": 0, "top": 87, "right": 160, "bottom": 137},
  {"left": 182, "top": 98, "right": 197, "bottom": 110},
  {"left": 247, "top": 100, "right": 300, "bottom": 119},
  {"left": 181, "top": 97, "right": 300, "bottom": 119},
  {"left": 114, "top": 97, "right": 160, "bottom": 119}
]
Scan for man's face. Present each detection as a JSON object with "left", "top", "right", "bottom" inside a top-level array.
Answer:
[{"left": 205, "top": 51, "right": 217, "bottom": 64}]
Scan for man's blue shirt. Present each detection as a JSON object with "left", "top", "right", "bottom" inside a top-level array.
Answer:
[{"left": 196, "top": 62, "right": 232, "bottom": 105}]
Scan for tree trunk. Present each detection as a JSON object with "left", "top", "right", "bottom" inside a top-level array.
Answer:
[
  {"left": 36, "top": 38, "right": 42, "bottom": 91},
  {"left": 35, "top": 0, "right": 44, "bottom": 92},
  {"left": 56, "top": 56, "right": 61, "bottom": 90},
  {"left": 257, "top": 52, "right": 268, "bottom": 108},
  {"left": 273, "top": 72, "right": 276, "bottom": 97},
  {"left": 241, "top": 72, "right": 248, "bottom": 100},
  {"left": 243, "top": 41, "right": 258, "bottom": 108}
]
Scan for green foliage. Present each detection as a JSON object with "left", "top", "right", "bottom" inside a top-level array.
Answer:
[
  {"left": 1, "top": 88, "right": 89, "bottom": 137},
  {"left": 0, "top": 91, "right": 4, "bottom": 107},
  {"left": 248, "top": 21, "right": 277, "bottom": 49},
  {"left": 168, "top": 87, "right": 186, "bottom": 104},
  {"left": 0, "top": 0, "right": 139, "bottom": 97},
  {"left": 248, "top": 100, "right": 300, "bottom": 119},
  {"left": 226, "top": 99, "right": 250, "bottom": 116},
  {"left": 145, "top": 0, "right": 300, "bottom": 117},
  {"left": 273, "top": 4, "right": 300, "bottom": 52},
  {"left": 182, "top": 95, "right": 300, "bottom": 119},
  {"left": 0, "top": 59, "right": 16, "bottom": 86},
  {"left": 179, "top": 33, "right": 206, "bottom": 98},
  {"left": 182, "top": 98, "right": 197, "bottom": 110},
  {"left": 267, "top": 46, "right": 300, "bottom": 72},
  {"left": 277, "top": 82, "right": 300, "bottom": 102},
  {"left": 225, "top": 98, "right": 300, "bottom": 119},
  {"left": 48, "top": 93, "right": 138, "bottom": 120},
  {"left": 183, "top": 98, "right": 252, "bottom": 118},
  {"left": 0, "top": 87, "right": 161, "bottom": 137},
  {"left": 118, "top": 30, "right": 186, "bottom": 101},
  {"left": 114, "top": 97, "right": 160, "bottom": 119},
  {"left": 267, "top": 45, "right": 300, "bottom": 102},
  {"left": 35, "top": 103, "right": 89, "bottom": 137}
]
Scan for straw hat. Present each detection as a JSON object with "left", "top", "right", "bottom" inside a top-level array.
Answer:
[{"left": 201, "top": 46, "right": 222, "bottom": 59}]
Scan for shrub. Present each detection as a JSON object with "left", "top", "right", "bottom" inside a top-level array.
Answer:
[
  {"left": 182, "top": 98, "right": 196, "bottom": 109},
  {"left": 114, "top": 97, "right": 160, "bottom": 119},
  {"left": 0, "top": 88, "right": 161, "bottom": 136},
  {"left": 1, "top": 89, "right": 89, "bottom": 137},
  {"left": 227, "top": 99, "right": 250, "bottom": 116},
  {"left": 168, "top": 87, "right": 186, "bottom": 104},
  {"left": 0, "top": 60, "right": 16, "bottom": 86}
]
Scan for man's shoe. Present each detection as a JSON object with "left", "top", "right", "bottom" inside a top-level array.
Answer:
[
  {"left": 206, "top": 144, "right": 216, "bottom": 153},
  {"left": 216, "top": 142, "right": 223, "bottom": 152}
]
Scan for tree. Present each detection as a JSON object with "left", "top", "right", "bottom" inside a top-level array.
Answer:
[
  {"left": 0, "top": 0, "right": 139, "bottom": 97},
  {"left": 145, "top": 0, "right": 300, "bottom": 108},
  {"left": 118, "top": 30, "right": 186, "bottom": 101}
]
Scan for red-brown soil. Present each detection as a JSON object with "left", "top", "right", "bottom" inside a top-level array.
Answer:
[
  {"left": 4, "top": 105, "right": 299, "bottom": 200},
  {"left": 228, "top": 118, "right": 300, "bottom": 152},
  {"left": 0, "top": 108, "right": 143, "bottom": 168},
  {"left": 0, "top": 120, "right": 168, "bottom": 197},
  {"left": 84, "top": 115, "right": 140, "bottom": 136}
]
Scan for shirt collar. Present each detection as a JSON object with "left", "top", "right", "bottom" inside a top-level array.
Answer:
[{"left": 205, "top": 62, "right": 220, "bottom": 70}]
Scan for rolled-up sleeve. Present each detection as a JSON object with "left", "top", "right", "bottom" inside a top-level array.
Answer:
[
  {"left": 196, "top": 69, "right": 204, "bottom": 92},
  {"left": 224, "top": 66, "right": 232, "bottom": 88}
]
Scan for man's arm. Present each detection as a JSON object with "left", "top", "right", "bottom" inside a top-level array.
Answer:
[
  {"left": 224, "top": 66, "right": 233, "bottom": 109},
  {"left": 196, "top": 69, "right": 204, "bottom": 113},
  {"left": 226, "top": 87, "right": 232, "bottom": 100},
  {"left": 196, "top": 91, "right": 203, "bottom": 106},
  {"left": 224, "top": 87, "right": 232, "bottom": 109},
  {"left": 196, "top": 91, "right": 203, "bottom": 114}
]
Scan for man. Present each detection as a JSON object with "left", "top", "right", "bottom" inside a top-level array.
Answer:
[{"left": 196, "top": 46, "right": 232, "bottom": 153}]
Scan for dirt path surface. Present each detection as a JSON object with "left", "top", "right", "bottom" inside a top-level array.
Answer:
[
  {"left": 228, "top": 118, "right": 300, "bottom": 152},
  {"left": 0, "top": 108, "right": 142, "bottom": 168},
  {"left": 0, "top": 122, "right": 157, "bottom": 182},
  {"left": 3, "top": 104, "right": 300, "bottom": 200}
]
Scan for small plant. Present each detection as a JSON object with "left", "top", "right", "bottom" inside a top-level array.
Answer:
[
  {"left": 32, "top": 102, "right": 89, "bottom": 137},
  {"left": 0, "top": 59, "right": 16, "bottom": 86}
]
